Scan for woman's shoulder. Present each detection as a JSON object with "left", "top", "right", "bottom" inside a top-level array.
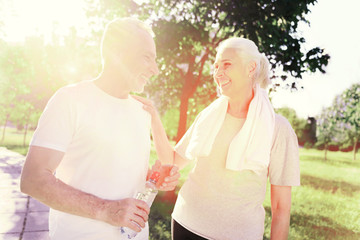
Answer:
[{"left": 273, "top": 113, "right": 297, "bottom": 141}]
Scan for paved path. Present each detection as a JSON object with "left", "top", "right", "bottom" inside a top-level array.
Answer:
[{"left": 0, "top": 147, "right": 49, "bottom": 240}]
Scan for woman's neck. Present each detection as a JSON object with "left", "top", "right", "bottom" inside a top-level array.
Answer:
[{"left": 227, "top": 88, "right": 254, "bottom": 118}]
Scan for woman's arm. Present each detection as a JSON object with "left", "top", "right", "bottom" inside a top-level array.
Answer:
[
  {"left": 132, "top": 95, "right": 189, "bottom": 169},
  {"left": 270, "top": 185, "right": 292, "bottom": 240}
]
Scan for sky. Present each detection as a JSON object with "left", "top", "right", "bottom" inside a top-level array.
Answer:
[
  {"left": 1, "top": 0, "right": 359, "bottom": 119},
  {"left": 271, "top": 0, "right": 360, "bottom": 118}
]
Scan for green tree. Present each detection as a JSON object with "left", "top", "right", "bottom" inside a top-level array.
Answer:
[
  {"left": 316, "top": 106, "right": 340, "bottom": 161},
  {"left": 275, "top": 107, "right": 307, "bottom": 144},
  {"left": 0, "top": 43, "right": 31, "bottom": 143},
  {"left": 337, "top": 83, "right": 360, "bottom": 160},
  {"left": 137, "top": 0, "right": 330, "bottom": 141}
]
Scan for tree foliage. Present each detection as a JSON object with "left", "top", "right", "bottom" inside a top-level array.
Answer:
[
  {"left": 336, "top": 83, "right": 360, "bottom": 160},
  {"left": 316, "top": 83, "right": 360, "bottom": 160},
  {"left": 316, "top": 106, "right": 339, "bottom": 161},
  {"left": 1, "top": 0, "right": 331, "bottom": 144},
  {"left": 275, "top": 107, "right": 316, "bottom": 146},
  {"left": 136, "top": 0, "right": 330, "bottom": 140}
]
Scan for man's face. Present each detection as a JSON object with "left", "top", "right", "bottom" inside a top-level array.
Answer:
[{"left": 119, "top": 30, "right": 159, "bottom": 93}]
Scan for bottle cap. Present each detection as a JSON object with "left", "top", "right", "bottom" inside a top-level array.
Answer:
[{"left": 149, "top": 171, "right": 160, "bottom": 183}]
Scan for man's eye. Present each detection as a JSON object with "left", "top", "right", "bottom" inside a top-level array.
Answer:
[{"left": 224, "top": 62, "right": 231, "bottom": 67}]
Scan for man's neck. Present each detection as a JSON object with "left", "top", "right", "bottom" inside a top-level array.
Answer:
[{"left": 94, "top": 70, "right": 130, "bottom": 99}]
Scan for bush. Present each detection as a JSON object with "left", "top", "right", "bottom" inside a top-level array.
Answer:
[{"left": 149, "top": 200, "right": 173, "bottom": 240}]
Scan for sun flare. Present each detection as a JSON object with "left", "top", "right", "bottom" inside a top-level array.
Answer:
[{"left": 1, "top": 0, "right": 89, "bottom": 43}]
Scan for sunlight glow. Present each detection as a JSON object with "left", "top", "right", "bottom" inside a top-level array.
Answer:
[{"left": 1, "top": 0, "right": 89, "bottom": 43}]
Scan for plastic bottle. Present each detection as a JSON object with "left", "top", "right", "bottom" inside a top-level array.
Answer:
[{"left": 120, "top": 171, "right": 160, "bottom": 239}]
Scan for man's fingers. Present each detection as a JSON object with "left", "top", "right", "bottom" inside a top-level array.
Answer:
[
  {"left": 133, "top": 206, "right": 149, "bottom": 222},
  {"left": 128, "top": 219, "right": 143, "bottom": 232},
  {"left": 134, "top": 199, "right": 150, "bottom": 215}
]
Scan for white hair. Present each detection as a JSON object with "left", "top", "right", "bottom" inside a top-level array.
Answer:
[{"left": 217, "top": 37, "right": 271, "bottom": 88}]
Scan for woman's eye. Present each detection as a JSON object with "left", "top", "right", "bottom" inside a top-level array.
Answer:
[{"left": 224, "top": 62, "right": 231, "bottom": 67}]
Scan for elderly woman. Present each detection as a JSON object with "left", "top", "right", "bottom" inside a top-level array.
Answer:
[{"left": 135, "top": 37, "right": 300, "bottom": 240}]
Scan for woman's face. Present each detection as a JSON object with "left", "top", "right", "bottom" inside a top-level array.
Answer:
[{"left": 213, "top": 48, "right": 253, "bottom": 98}]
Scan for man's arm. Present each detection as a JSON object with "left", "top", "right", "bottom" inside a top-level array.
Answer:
[
  {"left": 20, "top": 146, "right": 150, "bottom": 232},
  {"left": 270, "top": 185, "right": 292, "bottom": 240}
]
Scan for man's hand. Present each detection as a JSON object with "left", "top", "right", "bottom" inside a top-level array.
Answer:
[
  {"left": 98, "top": 198, "right": 150, "bottom": 232},
  {"left": 150, "top": 160, "right": 180, "bottom": 191}
]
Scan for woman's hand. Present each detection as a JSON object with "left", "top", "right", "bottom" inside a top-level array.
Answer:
[
  {"left": 132, "top": 95, "right": 158, "bottom": 119},
  {"left": 149, "top": 160, "right": 180, "bottom": 191}
]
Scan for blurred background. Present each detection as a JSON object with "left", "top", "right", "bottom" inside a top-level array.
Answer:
[{"left": 0, "top": 0, "right": 359, "bottom": 239}]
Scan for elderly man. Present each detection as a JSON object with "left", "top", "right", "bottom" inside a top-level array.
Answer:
[{"left": 20, "top": 18, "right": 179, "bottom": 240}]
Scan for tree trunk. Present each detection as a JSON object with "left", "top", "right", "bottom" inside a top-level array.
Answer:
[
  {"left": 324, "top": 143, "right": 328, "bottom": 161},
  {"left": 353, "top": 136, "right": 358, "bottom": 161},
  {"left": 176, "top": 92, "right": 191, "bottom": 142},
  {"left": 23, "top": 123, "right": 29, "bottom": 147},
  {"left": 1, "top": 114, "right": 10, "bottom": 143},
  {"left": 175, "top": 68, "right": 199, "bottom": 142},
  {"left": 22, "top": 110, "right": 31, "bottom": 147}
]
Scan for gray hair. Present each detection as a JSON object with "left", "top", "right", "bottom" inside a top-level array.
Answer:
[
  {"left": 217, "top": 37, "right": 271, "bottom": 88},
  {"left": 100, "top": 17, "right": 154, "bottom": 66}
]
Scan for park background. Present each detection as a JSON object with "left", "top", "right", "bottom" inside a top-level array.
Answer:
[{"left": 0, "top": 0, "right": 359, "bottom": 239}]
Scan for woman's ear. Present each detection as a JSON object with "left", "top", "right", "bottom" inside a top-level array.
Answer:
[{"left": 247, "top": 61, "right": 257, "bottom": 78}]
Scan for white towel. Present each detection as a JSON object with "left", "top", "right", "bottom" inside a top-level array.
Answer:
[{"left": 185, "top": 84, "right": 275, "bottom": 174}]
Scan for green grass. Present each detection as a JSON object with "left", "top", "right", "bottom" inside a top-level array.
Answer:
[
  {"left": 149, "top": 148, "right": 360, "bottom": 240},
  {"left": 0, "top": 127, "right": 32, "bottom": 155},
  {"left": 3, "top": 130, "right": 359, "bottom": 239},
  {"left": 284, "top": 148, "right": 360, "bottom": 240}
]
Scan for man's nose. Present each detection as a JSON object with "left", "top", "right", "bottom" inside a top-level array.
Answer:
[{"left": 151, "top": 61, "right": 159, "bottom": 76}]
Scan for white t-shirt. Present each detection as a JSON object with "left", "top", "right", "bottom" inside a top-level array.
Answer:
[
  {"left": 30, "top": 80, "right": 151, "bottom": 240},
  {"left": 172, "top": 113, "right": 300, "bottom": 240}
]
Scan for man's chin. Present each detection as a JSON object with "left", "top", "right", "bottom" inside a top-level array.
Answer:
[{"left": 132, "top": 86, "right": 145, "bottom": 94}]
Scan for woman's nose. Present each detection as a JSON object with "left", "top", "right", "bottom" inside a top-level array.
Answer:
[{"left": 214, "top": 68, "right": 224, "bottom": 79}]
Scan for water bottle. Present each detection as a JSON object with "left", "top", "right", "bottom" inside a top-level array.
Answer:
[{"left": 120, "top": 171, "right": 160, "bottom": 239}]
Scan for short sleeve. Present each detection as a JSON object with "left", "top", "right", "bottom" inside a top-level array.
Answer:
[
  {"left": 174, "top": 113, "right": 202, "bottom": 161},
  {"left": 30, "top": 87, "right": 76, "bottom": 152},
  {"left": 268, "top": 114, "right": 300, "bottom": 186}
]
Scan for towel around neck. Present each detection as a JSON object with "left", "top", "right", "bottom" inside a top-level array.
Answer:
[{"left": 185, "top": 84, "right": 275, "bottom": 174}]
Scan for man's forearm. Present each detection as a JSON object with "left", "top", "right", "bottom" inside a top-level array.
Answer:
[
  {"left": 21, "top": 171, "right": 105, "bottom": 221},
  {"left": 270, "top": 208, "right": 290, "bottom": 240}
]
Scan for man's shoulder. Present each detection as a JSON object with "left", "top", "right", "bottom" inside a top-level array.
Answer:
[
  {"left": 58, "top": 81, "right": 92, "bottom": 94},
  {"left": 53, "top": 81, "right": 93, "bottom": 100}
]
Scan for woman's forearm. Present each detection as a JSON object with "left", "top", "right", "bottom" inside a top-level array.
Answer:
[
  {"left": 151, "top": 113, "right": 175, "bottom": 164},
  {"left": 270, "top": 207, "right": 290, "bottom": 240}
]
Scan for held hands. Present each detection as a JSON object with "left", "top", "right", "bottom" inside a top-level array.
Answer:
[
  {"left": 150, "top": 160, "right": 180, "bottom": 191},
  {"left": 98, "top": 198, "right": 150, "bottom": 232}
]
